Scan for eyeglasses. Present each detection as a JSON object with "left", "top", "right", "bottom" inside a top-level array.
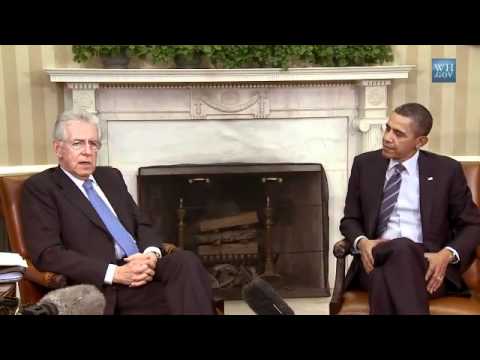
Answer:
[{"left": 63, "top": 139, "right": 102, "bottom": 152}]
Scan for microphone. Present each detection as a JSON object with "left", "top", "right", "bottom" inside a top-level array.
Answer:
[
  {"left": 21, "top": 284, "right": 106, "bottom": 315},
  {"left": 241, "top": 276, "right": 295, "bottom": 315}
]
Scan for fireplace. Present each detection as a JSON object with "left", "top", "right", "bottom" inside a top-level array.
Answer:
[
  {"left": 46, "top": 66, "right": 414, "bottom": 292},
  {"left": 137, "top": 163, "right": 329, "bottom": 299}
]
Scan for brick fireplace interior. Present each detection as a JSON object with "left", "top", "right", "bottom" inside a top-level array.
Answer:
[{"left": 137, "top": 163, "right": 329, "bottom": 300}]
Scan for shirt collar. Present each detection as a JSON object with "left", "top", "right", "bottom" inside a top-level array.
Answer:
[
  {"left": 60, "top": 167, "right": 97, "bottom": 188},
  {"left": 387, "top": 150, "right": 419, "bottom": 175}
]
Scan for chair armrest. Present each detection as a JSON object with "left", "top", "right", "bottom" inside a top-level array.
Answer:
[
  {"left": 333, "top": 238, "right": 352, "bottom": 259},
  {"left": 161, "top": 242, "right": 178, "bottom": 256},
  {"left": 471, "top": 246, "right": 480, "bottom": 298},
  {"left": 330, "top": 239, "right": 352, "bottom": 314},
  {"left": 460, "top": 245, "right": 480, "bottom": 299},
  {"left": 24, "top": 261, "right": 67, "bottom": 289}
]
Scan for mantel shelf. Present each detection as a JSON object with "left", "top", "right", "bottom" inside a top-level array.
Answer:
[{"left": 46, "top": 66, "right": 415, "bottom": 84}]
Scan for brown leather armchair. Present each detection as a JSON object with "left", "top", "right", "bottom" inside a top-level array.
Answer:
[
  {"left": 0, "top": 175, "right": 67, "bottom": 306},
  {"left": 330, "top": 162, "right": 480, "bottom": 315},
  {"left": 0, "top": 175, "right": 224, "bottom": 314}
]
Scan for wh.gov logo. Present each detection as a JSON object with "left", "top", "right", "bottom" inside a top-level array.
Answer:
[{"left": 432, "top": 58, "right": 456, "bottom": 83}]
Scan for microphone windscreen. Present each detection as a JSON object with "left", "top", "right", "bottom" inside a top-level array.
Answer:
[
  {"left": 241, "top": 277, "right": 295, "bottom": 315},
  {"left": 21, "top": 301, "right": 59, "bottom": 315},
  {"left": 38, "top": 284, "right": 106, "bottom": 315}
]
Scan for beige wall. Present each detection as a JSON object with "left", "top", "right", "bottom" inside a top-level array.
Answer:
[
  {"left": 390, "top": 45, "right": 480, "bottom": 156},
  {"left": 0, "top": 45, "right": 76, "bottom": 165},
  {"left": 0, "top": 45, "right": 479, "bottom": 166}
]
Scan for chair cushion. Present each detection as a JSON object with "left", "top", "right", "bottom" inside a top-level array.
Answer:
[
  {"left": 429, "top": 296, "right": 480, "bottom": 315},
  {"left": 336, "top": 291, "right": 369, "bottom": 315},
  {"left": 337, "top": 290, "right": 480, "bottom": 315}
]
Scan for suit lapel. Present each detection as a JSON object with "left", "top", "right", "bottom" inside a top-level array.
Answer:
[
  {"left": 52, "top": 167, "right": 109, "bottom": 233},
  {"left": 418, "top": 151, "right": 435, "bottom": 239},
  {"left": 366, "top": 152, "right": 390, "bottom": 237}
]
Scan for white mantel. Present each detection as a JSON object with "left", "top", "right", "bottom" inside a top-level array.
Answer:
[
  {"left": 46, "top": 66, "right": 415, "bottom": 290},
  {"left": 46, "top": 66, "right": 413, "bottom": 83}
]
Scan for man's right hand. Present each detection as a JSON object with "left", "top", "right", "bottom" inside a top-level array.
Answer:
[
  {"left": 112, "top": 261, "right": 155, "bottom": 287},
  {"left": 358, "top": 238, "right": 387, "bottom": 273}
]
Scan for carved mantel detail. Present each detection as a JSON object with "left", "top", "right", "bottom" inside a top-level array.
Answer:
[
  {"left": 191, "top": 89, "right": 270, "bottom": 119},
  {"left": 356, "top": 79, "right": 392, "bottom": 152},
  {"left": 66, "top": 83, "right": 99, "bottom": 113}
]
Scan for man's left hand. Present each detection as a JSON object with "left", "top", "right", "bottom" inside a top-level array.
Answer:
[
  {"left": 122, "top": 253, "right": 158, "bottom": 287},
  {"left": 125, "top": 253, "right": 158, "bottom": 272},
  {"left": 424, "top": 249, "right": 452, "bottom": 294}
]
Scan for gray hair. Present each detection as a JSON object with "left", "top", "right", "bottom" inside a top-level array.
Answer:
[{"left": 53, "top": 111, "right": 102, "bottom": 141}]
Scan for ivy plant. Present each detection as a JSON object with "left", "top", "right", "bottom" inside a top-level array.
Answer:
[
  {"left": 72, "top": 45, "right": 393, "bottom": 69},
  {"left": 72, "top": 45, "right": 132, "bottom": 63}
]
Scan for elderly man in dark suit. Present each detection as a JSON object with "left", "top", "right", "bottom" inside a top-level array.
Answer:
[
  {"left": 340, "top": 102, "right": 480, "bottom": 314},
  {"left": 21, "top": 111, "right": 214, "bottom": 314}
]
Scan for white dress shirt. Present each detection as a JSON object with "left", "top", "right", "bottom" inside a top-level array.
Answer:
[
  {"left": 61, "top": 168, "right": 162, "bottom": 284},
  {"left": 352, "top": 152, "right": 459, "bottom": 262}
]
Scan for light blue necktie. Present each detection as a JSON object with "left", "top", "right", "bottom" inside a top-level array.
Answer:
[{"left": 82, "top": 179, "right": 139, "bottom": 257}]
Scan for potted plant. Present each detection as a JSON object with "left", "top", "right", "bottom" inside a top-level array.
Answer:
[{"left": 72, "top": 45, "right": 132, "bottom": 68}]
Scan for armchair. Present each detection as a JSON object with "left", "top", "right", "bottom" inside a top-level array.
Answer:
[
  {"left": 0, "top": 175, "right": 66, "bottom": 306},
  {"left": 329, "top": 162, "right": 480, "bottom": 315}
]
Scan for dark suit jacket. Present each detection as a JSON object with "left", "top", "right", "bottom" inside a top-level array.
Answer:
[
  {"left": 340, "top": 150, "right": 480, "bottom": 290},
  {"left": 21, "top": 166, "right": 163, "bottom": 289}
]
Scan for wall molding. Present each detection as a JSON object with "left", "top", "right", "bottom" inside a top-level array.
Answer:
[
  {"left": 1, "top": 156, "right": 476, "bottom": 177},
  {"left": 0, "top": 164, "right": 56, "bottom": 177},
  {"left": 450, "top": 156, "right": 480, "bottom": 162}
]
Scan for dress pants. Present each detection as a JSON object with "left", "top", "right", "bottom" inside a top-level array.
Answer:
[{"left": 354, "top": 237, "right": 447, "bottom": 315}]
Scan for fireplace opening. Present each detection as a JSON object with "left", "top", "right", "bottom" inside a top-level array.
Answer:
[{"left": 137, "top": 163, "right": 329, "bottom": 299}]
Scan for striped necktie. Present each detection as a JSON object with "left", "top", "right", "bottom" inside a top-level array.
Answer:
[{"left": 376, "top": 163, "right": 406, "bottom": 237}]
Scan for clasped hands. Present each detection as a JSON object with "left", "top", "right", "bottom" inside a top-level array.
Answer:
[
  {"left": 358, "top": 238, "right": 452, "bottom": 295},
  {"left": 113, "top": 252, "right": 158, "bottom": 288}
]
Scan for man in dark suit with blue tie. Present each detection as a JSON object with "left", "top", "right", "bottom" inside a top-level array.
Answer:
[
  {"left": 21, "top": 111, "right": 214, "bottom": 314},
  {"left": 340, "top": 103, "right": 480, "bottom": 314}
]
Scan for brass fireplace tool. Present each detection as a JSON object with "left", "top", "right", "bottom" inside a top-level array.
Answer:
[
  {"left": 177, "top": 197, "right": 186, "bottom": 249},
  {"left": 260, "top": 177, "right": 283, "bottom": 281}
]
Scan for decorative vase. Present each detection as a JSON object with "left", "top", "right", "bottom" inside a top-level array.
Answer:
[
  {"left": 101, "top": 55, "right": 130, "bottom": 69},
  {"left": 174, "top": 54, "right": 211, "bottom": 69}
]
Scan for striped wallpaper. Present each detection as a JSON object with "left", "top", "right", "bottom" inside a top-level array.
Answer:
[
  {"left": 0, "top": 45, "right": 69, "bottom": 165},
  {"left": 389, "top": 45, "right": 480, "bottom": 156},
  {"left": 0, "top": 45, "right": 479, "bottom": 166}
]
